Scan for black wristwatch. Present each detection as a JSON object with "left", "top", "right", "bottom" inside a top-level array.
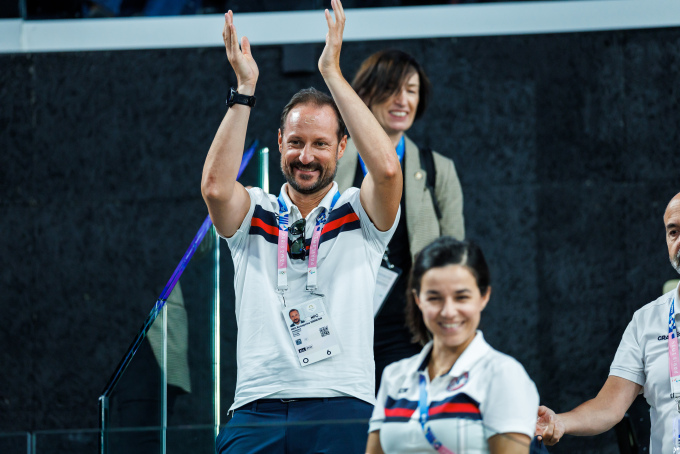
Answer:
[{"left": 226, "top": 87, "right": 256, "bottom": 108}]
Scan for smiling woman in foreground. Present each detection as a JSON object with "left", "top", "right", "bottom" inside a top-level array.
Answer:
[{"left": 366, "top": 237, "right": 539, "bottom": 454}]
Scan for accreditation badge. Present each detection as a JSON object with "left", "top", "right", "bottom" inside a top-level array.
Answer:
[
  {"left": 373, "top": 264, "right": 402, "bottom": 317},
  {"left": 282, "top": 295, "right": 341, "bottom": 367}
]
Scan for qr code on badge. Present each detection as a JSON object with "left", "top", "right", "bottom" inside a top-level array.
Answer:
[{"left": 319, "top": 326, "right": 330, "bottom": 337}]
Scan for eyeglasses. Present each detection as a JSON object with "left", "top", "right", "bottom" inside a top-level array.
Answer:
[{"left": 289, "top": 219, "right": 306, "bottom": 260}]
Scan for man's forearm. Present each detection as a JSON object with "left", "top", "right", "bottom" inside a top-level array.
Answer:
[
  {"left": 561, "top": 375, "right": 641, "bottom": 437},
  {"left": 323, "top": 73, "right": 399, "bottom": 183},
  {"left": 203, "top": 11, "right": 258, "bottom": 207},
  {"left": 559, "top": 401, "right": 623, "bottom": 436},
  {"left": 201, "top": 103, "right": 252, "bottom": 203}
]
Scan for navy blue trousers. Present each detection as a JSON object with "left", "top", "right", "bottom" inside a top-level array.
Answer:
[{"left": 216, "top": 397, "right": 372, "bottom": 454}]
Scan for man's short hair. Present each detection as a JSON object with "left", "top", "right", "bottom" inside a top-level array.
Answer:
[
  {"left": 289, "top": 309, "right": 299, "bottom": 315},
  {"left": 280, "top": 88, "right": 346, "bottom": 143},
  {"left": 351, "top": 49, "right": 431, "bottom": 121}
]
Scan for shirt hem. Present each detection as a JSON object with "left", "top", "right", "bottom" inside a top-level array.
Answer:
[{"left": 230, "top": 387, "right": 376, "bottom": 412}]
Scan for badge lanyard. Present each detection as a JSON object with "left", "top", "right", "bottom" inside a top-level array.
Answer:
[
  {"left": 276, "top": 190, "right": 340, "bottom": 293},
  {"left": 668, "top": 297, "right": 680, "bottom": 451},
  {"left": 418, "top": 373, "right": 456, "bottom": 454},
  {"left": 359, "top": 136, "right": 405, "bottom": 176}
]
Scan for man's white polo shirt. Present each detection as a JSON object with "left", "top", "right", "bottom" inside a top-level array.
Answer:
[
  {"left": 224, "top": 182, "right": 399, "bottom": 411},
  {"left": 370, "top": 332, "right": 539, "bottom": 453},
  {"left": 610, "top": 282, "right": 680, "bottom": 454}
]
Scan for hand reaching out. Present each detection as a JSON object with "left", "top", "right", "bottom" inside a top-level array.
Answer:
[
  {"left": 535, "top": 405, "right": 565, "bottom": 446},
  {"left": 222, "top": 10, "right": 258, "bottom": 94},
  {"left": 318, "top": 0, "right": 345, "bottom": 78}
]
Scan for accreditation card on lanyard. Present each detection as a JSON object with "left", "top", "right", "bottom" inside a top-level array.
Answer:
[
  {"left": 276, "top": 190, "right": 342, "bottom": 367},
  {"left": 668, "top": 296, "right": 680, "bottom": 452}
]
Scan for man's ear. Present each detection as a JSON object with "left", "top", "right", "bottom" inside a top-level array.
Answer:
[
  {"left": 278, "top": 129, "right": 283, "bottom": 153},
  {"left": 337, "top": 135, "right": 347, "bottom": 159}
]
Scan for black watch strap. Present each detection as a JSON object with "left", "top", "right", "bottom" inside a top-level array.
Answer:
[{"left": 226, "top": 87, "right": 256, "bottom": 108}]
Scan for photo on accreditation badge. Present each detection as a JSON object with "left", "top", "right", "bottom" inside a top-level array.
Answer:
[{"left": 288, "top": 307, "right": 306, "bottom": 328}]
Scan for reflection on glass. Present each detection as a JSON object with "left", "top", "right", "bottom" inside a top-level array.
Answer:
[
  {"left": 98, "top": 220, "right": 218, "bottom": 454},
  {"left": 105, "top": 308, "right": 165, "bottom": 454},
  {"left": 32, "top": 428, "right": 99, "bottom": 454}
]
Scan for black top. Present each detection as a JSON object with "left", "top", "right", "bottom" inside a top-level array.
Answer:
[{"left": 352, "top": 158, "right": 413, "bottom": 348}]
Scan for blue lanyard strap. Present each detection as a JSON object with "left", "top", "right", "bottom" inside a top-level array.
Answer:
[
  {"left": 418, "top": 373, "right": 456, "bottom": 454},
  {"left": 418, "top": 373, "right": 428, "bottom": 428},
  {"left": 670, "top": 297, "right": 676, "bottom": 336},
  {"left": 359, "top": 135, "right": 405, "bottom": 176}
]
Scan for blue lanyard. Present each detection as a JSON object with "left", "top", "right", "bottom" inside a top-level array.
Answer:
[
  {"left": 669, "top": 297, "right": 676, "bottom": 338},
  {"left": 668, "top": 297, "right": 680, "bottom": 404},
  {"left": 418, "top": 373, "right": 456, "bottom": 454},
  {"left": 359, "top": 135, "right": 405, "bottom": 176}
]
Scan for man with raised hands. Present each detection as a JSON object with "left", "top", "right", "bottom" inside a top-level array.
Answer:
[{"left": 201, "top": 1, "right": 402, "bottom": 452}]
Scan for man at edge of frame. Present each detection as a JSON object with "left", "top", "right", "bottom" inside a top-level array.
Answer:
[{"left": 536, "top": 191, "right": 680, "bottom": 454}]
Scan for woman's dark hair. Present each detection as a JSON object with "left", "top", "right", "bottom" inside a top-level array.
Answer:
[
  {"left": 406, "top": 237, "right": 491, "bottom": 345},
  {"left": 351, "top": 49, "right": 431, "bottom": 121}
]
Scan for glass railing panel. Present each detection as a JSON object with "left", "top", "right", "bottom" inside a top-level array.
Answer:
[
  {"left": 102, "top": 306, "right": 165, "bottom": 454},
  {"left": 34, "top": 426, "right": 217, "bottom": 454},
  {"left": 31, "top": 428, "right": 99, "bottom": 454},
  {"left": 0, "top": 432, "right": 30, "bottom": 454},
  {"left": 99, "top": 218, "right": 218, "bottom": 454},
  {"left": 27, "top": 420, "right": 532, "bottom": 453},
  {"left": 166, "top": 424, "right": 216, "bottom": 453},
  {"left": 165, "top": 225, "right": 219, "bottom": 430}
]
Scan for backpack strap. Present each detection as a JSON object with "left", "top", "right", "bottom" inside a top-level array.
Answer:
[{"left": 419, "top": 146, "right": 442, "bottom": 220}]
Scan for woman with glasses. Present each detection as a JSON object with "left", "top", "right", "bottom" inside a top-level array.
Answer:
[
  {"left": 366, "top": 237, "right": 538, "bottom": 454},
  {"left": 335, "top": 50, "right": 465, "bottom": 390}
]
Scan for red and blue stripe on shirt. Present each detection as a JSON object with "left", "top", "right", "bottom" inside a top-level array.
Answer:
[
  {"left": 248, "top": 202, "right": 361, "bottom": 256},
  {"left": 383, "top": 394, "right": 482, "bottom": 423}
]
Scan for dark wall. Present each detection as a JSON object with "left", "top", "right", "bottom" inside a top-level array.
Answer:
[{"left": 1, "top": 26, "right": 679, "bottom": 453}]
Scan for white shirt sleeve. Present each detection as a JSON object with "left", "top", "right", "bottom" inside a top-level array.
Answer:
[
  {"left": 480, "top": 357, "right": 539, "bottom": 440},
  {"left": 220, "top": 188, "right": 257, "bottom": 246},
  {"left": 609, "top": 315, "right": 646, "bottom": 386},
  {"left": 347, "top": 187, "right": 400, "bottom": 256}
]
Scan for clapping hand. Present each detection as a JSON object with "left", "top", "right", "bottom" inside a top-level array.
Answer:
[
  {"left": 222, "top": 10, "right": 258, "bottom": 94},
  {"left": 318, "top": 0, "right": 345, "bottom": 79}
]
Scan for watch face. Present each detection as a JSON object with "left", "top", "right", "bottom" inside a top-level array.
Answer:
[
  {"left": 227, "top": 88, "right": 237, "bottom": 107},
  {"left": 226, "top": 88, "right": 254, "bottom": 108}
]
